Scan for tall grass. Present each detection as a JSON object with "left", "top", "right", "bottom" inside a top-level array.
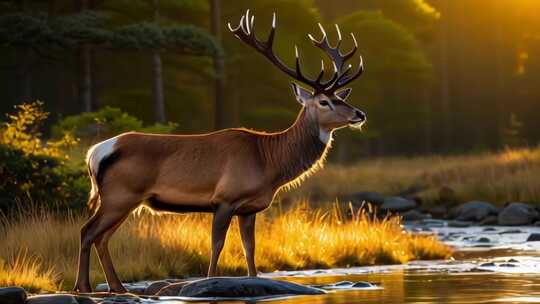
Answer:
[
  {"left": 291, "top": 146, "right": 540, "bottom": 205},
  {"left": 0, "top": 203, "right": 451, "bottom": 292}
]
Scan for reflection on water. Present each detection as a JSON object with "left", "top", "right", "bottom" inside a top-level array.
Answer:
[
  {"left": 272, "top": 271, "right": 540, "bottom": 304},
  {"left": 162, "top": 250, "right": 540, "bottom": 304}
]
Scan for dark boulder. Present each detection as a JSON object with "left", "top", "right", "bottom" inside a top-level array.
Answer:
[
  {"left": 401, "top": 209, "right": 432, "bottom": 222},
  {"left": 380, "top": 196, "right": 416, "bottom": 212},
  {"left": 0, "top": 287, "right": 26, "bottom": 304},
  {"left": 176, "top": 277, "right": 325, "bottom": 298},
  {"left": 526, "top": 233, "right": 540, "bottom": 242},
  {"left": 498, "top": 202, "right": 539, "bottom": 226},
  {"left": 155, "top": 281, "right": 191, "bottom": 296},
  {"left": 451, "top": 201, "right": 498, "bottom": 222},
  {"left": 339, "top": 191, "right": 385, "bottom": 207},
  {"left": 26, "top": 294, "right": 96, "bottom": 304}
]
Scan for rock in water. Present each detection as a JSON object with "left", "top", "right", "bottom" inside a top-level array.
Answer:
[
  {"left": 26, "top": 294, "right": 96, "bottom": 304},
  {"left": 381, "top": 197, "right": 416, "bottom": 212},
  {"left": 452, "top": 201, "right": 498, "bottom": 222},
  {"left": 177, "top": 277, "right": 325, "bottom": 298},
  {"left": 498, "top": 202, "right": 540, "bottom": 226},
  {"left": 401, "top": 209, "right": 432, "bottom": 221},
  {"left": 0, "top": 287, "right": 27, "bottom": 304},
  {"left": 339, "top": 191, "right": 385, "bottom": 207},
  {"left": 526, "top": 233, "right": 540, "bottom": 242}
]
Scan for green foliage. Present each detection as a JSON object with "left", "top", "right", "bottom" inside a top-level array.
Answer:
[
  {"left": 0, "top": 102, "right": 87, "bottom": 212},
  {"left": 51, "top": 11, "right": 112, "bottom": 47},
  {"left": 0, "top": 13, "right": 56, "bottom": 47},
  {"left": 0, "top": 144, "right": 88, "bottom": 212},
  {"left": 112, "top": 22, "right": 220, "bottom": 55},
  {"left": 52, "top": 106, "right": 178, "bottom": 140}
]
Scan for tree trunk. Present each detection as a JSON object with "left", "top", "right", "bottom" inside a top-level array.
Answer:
[
  {"left": 438, "top": 0, "right": 452, "bottom": 152},
  {"left": 210, "top": 0, "right": 226, "bottom": 129},
  {"left": 78, "top": 0, "right": 93, "bottom": 112},
  {"left": 16, "top": 0, "right": 32, "bottom": 103},
  {"left": 152, "top": 0, "right": 166, "bottom": 123}
]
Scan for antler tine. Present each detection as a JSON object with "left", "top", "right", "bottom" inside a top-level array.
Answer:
[
  {"left": 334, "top": 24, "right": 342, "bottom": 48},
  {"left": 342, "top": 32, "right": 358, "bottom": 61},
  {"left": 229, "top": 11, "right": 363, "bottom": 93},
  {"left": 315, "top": 60, "right": 325, "bottom": 83},
  {"left": 337, "top": 56, "right": 364, "bottom": 87},
  {"left": 229, "top": 11, "right": 323, "bottom": 90}
]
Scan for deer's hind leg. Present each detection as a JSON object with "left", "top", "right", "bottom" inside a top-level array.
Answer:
[
  {"left": 74, "top": 190, "right": 140, "bottom": 293},
  {"left": 94, "top": 213, "right": 130, "bottom": 293}
]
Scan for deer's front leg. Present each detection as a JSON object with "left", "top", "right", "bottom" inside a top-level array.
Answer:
[
  {"left": 208, "top": 204, "right": 234, "bottom": 277},
  {"left": 239, "top": 213, "right": 257, "bottom": 276}
]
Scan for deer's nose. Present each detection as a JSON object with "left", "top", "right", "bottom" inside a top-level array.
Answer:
[{"left": 354, "top": 110, "right": 366, "bottom": 122}]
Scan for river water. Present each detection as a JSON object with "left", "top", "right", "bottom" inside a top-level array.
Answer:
[{"left": 135, "top": 223, "right": 540, "bottom": 303}]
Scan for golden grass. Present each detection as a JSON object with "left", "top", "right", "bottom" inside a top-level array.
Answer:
[
  {"left": 0, "top": 203, "right": 451, "bottom": 292},
  {"left": 290, "top": 146, "right": 540, "bottom": 205}
]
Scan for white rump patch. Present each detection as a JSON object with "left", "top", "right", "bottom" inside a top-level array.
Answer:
[{"left": 86, "top": 136, "right": 118, "bottom": 178}]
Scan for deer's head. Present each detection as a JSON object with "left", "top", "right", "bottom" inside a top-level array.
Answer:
[{"left": 229, "top": 10, "right": 366, "bottom": 142}]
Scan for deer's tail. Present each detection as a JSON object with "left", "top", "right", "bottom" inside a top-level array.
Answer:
[{"left": 85, "top": 136, "right": 119, "bottom": 215}]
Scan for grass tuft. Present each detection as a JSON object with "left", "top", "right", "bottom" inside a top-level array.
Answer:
[
  {"left": 0, "top": 203, "right": 451, "bottom": 292},
  {"left": 291, "top": 146, "right": 540, "bottom": 205}
]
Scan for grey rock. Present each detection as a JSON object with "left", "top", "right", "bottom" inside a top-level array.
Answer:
[
  {"left": 178, "top": 277, "right": 325, "bottom": 298},
  {"left": 480, "top": 262, "right": 495, "bottom": 267},
  {"left": 526, "top": 233, "right": 540, "bottom": 242},
  {"left": 339, "top": 191, "right": 385, "bottom": 207},
  {"left": 381, "top": 196, "right": 416, "bottom": 212},
  {"left": 352, "top": 282, "right": 374, "bottom": 288},
  {"left": 401, "top": 209, "right": 432, "bottom": 222},
  {"left": 480, "top": 216, "right": 498, "bottom": 225},
  {"left": 155, "top": 281, "right": 191, "bottom": 296},
  {"left": 26, "top": 294, "right": 96, "bottom": 304},
  {"left": 100, "top": 294, "right": 141, "bottom": 304},
  {"left": 452, "top": 201, "right": 498, "bottom": 222},
  {"left": 499, "top": 229, "right": 522, "bottom": 234},
  {"left": 144, "top": 280, "right": 171, "bottom": 295},
  {"left": 477, "top": 237, "right": 491, "bottom": 243},
  {"left": 0, "top": 287, "right": 26, "bottom": 304},
  {"left": 498, "top": 202, "right": 540, "bottom": 226},
  {"left": 499, "top": 263, "right": 517, "bottom": 267},
  {"left": 448, "top": 220, "right": 472, "bottom": 228},
  {"left": 423, "top": 206, "right": 447, "bottom": 219}
]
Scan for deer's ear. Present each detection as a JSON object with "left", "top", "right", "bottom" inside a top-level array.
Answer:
[
  {"left": 335, "top": 88, "right": 352, "bottom": 101},
  {"left": 291, "top": 83, "right": 313, "bottom": 106}
]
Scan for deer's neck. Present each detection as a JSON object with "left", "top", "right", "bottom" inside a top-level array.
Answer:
[{"left": 258, "top": 108, "right": 332, "bottom": 188}]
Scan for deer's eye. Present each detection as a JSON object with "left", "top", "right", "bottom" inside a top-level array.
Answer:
[{"left": 319, "top": 100, "right": 330, "bottom": 107}]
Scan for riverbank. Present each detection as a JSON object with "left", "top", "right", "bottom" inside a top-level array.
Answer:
[
  {"left": 290, "top": 146, "right": 540, "bottom": 206},
  {"left": 0, "top": 203, "right": 451, "bottom": 292}
]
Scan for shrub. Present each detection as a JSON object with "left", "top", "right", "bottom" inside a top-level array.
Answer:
[
  {"left": 52, "top": 106, "right": 178, "bottom": 141},
  {"left": 0, "top": 102, "right": 87, "bottom": 212}
]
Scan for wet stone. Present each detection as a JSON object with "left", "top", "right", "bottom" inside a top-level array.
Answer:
[
  {"left": 0, "top": 287, "right": 27, "bottom": 304},
  {"left": 526, "top": 233, "right": 540, "bottom": 242},
  {"left": 352, "top": 282, "right": 375, "bottom": 288},
  {"left": 507, "top": 258, "right": 519, "bottom": 263},
  {"left": 480, "top": 262, "right": 496, "bottom": 267},
  {"left": 477, "top": 237, "right": 491, "bottom": 243},
  {"left": 178, "top": 277, "right": 326, "bottom": 298},
  {"left": 500, "top": 229, "right": 522, "bottom": 234},
  {"left": 499, "top": 263, "right": 517, "bottom": 267},
  {"left": 26, "top": 294, "right": 96, "bottom": 304}
]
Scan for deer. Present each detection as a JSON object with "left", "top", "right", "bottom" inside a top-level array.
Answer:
[{"left": 74, "top": 10, "right": 366, "bottom": 293}]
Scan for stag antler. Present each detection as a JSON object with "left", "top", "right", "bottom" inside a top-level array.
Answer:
[{"left": 228, "top": 10, "right": 363, "bottom": 95}]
